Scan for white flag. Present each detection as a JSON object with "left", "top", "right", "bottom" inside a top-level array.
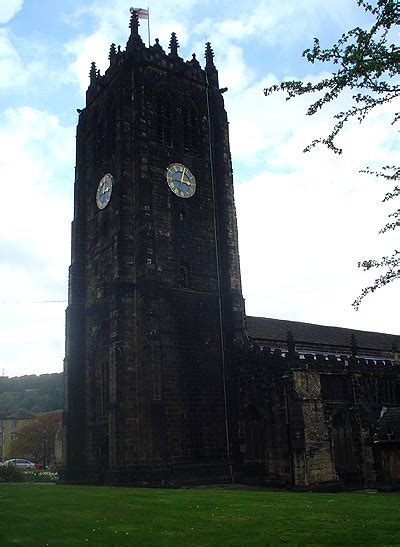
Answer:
[{"left": 130, "top": 7, "right": 149, "bottom": 20}]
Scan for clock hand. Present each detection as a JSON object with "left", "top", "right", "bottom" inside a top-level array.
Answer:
[{"left": 180, "top": 171, "right": 192, "bottom": 186}]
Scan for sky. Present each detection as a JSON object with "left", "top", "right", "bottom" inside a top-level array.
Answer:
[{"left": 0, "top": 0, "right": 398, "bottom": 378}]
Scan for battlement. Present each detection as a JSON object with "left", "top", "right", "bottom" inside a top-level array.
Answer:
[
  {"left": 236, "top": 339, "right": 400, "bottom": 373},
  {"left": 85, "top": 12, "right": 219, "bottom": 106}
]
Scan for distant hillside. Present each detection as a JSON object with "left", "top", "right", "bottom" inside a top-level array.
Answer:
[{"left": 0, "top": 373, "right": 63, "bottom": 414}]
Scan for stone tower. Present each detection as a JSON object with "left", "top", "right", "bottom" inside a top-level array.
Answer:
[{"left": 63, "top": 12, "right": 245, "bottom": 485}]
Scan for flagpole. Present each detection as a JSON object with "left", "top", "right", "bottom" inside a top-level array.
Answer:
[
  {"left": 147, "top": 7, "right": 150, "bottom": 47},
  {"left": 129, "top": 7, "right": 150, "bottom": 46}
]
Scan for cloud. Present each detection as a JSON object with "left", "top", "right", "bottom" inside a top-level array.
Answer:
[
  {"left": 189, "top": 0, "right": 358, "bottom": 48},
  {"left": 65, "top": 31, "right": 111, "bottom": 93},
  {"left": 0, "top": 0, "right": 23, "bottom": 24},
  {"left": 0, "top": 301, "right": 65, "bottom": 379},
  {"left": 0, "top": 29, "right": 28, "bottom": 89},
  {"left": 0, "top": 107, "right": 74, "bottom": 376},
  {"left": 64, "top": 0, "right": 199, "bottom": 93},
  {"left": 0, "top": 28, "right": 49, "bottom": 93},
  {"left": 232, "top": 69, "right": 399, "bottom": 335},
  {"left": 236, "top": 165, "right": 399, "bottom": 334},
  {"left": 63, "top": 0, "right": 358, "bottom": 95},
  {"left": 0, "top": 106, "right": 74, "bottom": 281}
]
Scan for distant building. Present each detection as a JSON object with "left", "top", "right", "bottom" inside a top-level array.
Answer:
[{"left": 0, "top": 409, "right": 36, "bottom": 460}]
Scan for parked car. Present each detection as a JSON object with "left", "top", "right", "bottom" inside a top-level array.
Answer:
[{"left": 3, "top": 459, "right": 35, "bottom": 469}]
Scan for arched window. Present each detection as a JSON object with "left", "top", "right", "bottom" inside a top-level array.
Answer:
[
  {"left": 95, "top": 111, "right": 106, "bottom": 161},
  {"left": 365, "top": 378, "right": 377, "bottom": 403},
  {"left": 332, "top": 411, "right": 356, "bottom": 471},
  {"left": 87, "top": 107, "right": 99, "bottom": 161},
  {"left": 155, "top": 90, "right": 173, "bottom": 148},
  {"left": 98, "top": 436, "right": 109, "bottom": 477},
  {"left": 89, "top": 327, "right": 110, "bottom": 421},
  {"left": 243, "top": 406, "right": 264, "bottom": 462},
  {"left": 378, "top": 378, "right": 395, "bottom": 404},
  {"left": 108, "top": 100, "right": 117, "bottom": 158},
  {"left": 182, "top": 98, "right": 200, "bottom": 155},
  {"left": 321, "top": 375, "right": 351, "bottom": 401},
  {"left": 99, "top": 359, "right": 110, "bottom": 417}
]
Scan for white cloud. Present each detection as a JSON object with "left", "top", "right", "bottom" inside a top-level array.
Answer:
[
  {"left": 190, "top": 0, "right": 358, "bottom": 48},
  {"left": 236, "top": 164, "right": 400, "bottom": 334},
  {"left": 64, "top": 0, "right": 198, "bottom": 93},
  {"left": 65, "top": 31, "right": 111, "bottom": 93},
  {"left": 0, "top": 0, "right": 23, "bottom": 24},
  {"left": 0, "top": 107, "right": 74, "bottom": 377},
  {"left": 0, "top": 28, "right": 48, "bottom": 92},
  {"left": 63, "top": 0, "right": 359, "bottom": 95},
  {"left": 0, "top": 106, "right": 74, "bottom": 277},
  {"left": 63, "top": 0, "right": 379, "bottom": 93},
  {"left": 0, "top": 302, "right": 65, "bottom": 379},
  {"left": 0, "top": 29, "right": 27, "bottom": 89},
  {"left": 232, "top": 69, "right": 400, "bottom": 335}
]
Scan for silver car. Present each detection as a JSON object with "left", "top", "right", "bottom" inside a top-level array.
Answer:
[{"left": 3, "top": 459, "right": 35, "bottom": 469}]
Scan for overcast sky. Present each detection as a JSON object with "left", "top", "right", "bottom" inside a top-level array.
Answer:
[{"left": 0, "top": 0, "right": 398, "bottom": 378}]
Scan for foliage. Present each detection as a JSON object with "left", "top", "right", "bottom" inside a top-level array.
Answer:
[
  {"left": 0, "top": 373, "right": 63, "bottom": 414},
  {"left": 0, "top": 467, "right": 58, "bottom": 483},
  {"left": 1, "top": 485, "right": 400, "bottom": 544},
  {"left": 0, "top": 465, "right": 27, "bottom": 482},
  {"left": 30, "top": 470, "right": 59, "bottom": 483},
  {"left": 264, "top": 0, "right": 399, "bottom": 153},
  {"left": 264, "top": 0, "right": 399, "bottom": 307},
  {"left": 0, "top": 391, "right": 14, "bottom": 412},
  {"left": 6, "top": 411, "right": 62, "bottom": 465},
  {"left": 353, "top": 165, "right": 400, "bottom": 308}
]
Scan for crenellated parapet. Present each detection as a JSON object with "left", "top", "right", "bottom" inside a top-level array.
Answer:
[
  {"left": 237, "top": 335, "right": 400, "bottom": 372},
  {"left": 85, "top": 14, "right": 220, "bottom": 106}
]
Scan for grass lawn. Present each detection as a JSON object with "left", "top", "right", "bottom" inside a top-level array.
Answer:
[{"left": 0, "top": 484, "right": 399, "bottom": 545}]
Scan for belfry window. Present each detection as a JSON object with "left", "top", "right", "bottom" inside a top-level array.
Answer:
[
  {"left": 96, "top": 112, "right": 106, "bottom": 160},
  {"left": 108, "top": 102, "right": 117, "bottom": 158},
  {"left": 183, "top": 98, "right": 200, "bottom": 155},
  {"left": 155, "top": 91, "right": 172, "bottom": 148}
]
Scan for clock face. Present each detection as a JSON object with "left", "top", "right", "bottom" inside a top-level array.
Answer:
[
  {"left": 165, "top": 163, "right": 196, "bottom": 198},
  {"left": 96, "top": 173, "right": 113, "bottom": 209}
]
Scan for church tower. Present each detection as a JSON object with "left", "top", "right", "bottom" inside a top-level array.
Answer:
[{"left": 63, "top": 12, "right": 245, "bottom": 485}]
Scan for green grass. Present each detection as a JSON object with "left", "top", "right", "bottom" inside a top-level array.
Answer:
[{"left": 0, "top": 484, "right": 399, "bottom": 545}]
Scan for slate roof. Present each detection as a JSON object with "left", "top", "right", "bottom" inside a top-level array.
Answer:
[
  {"left": 246, "top": 316, "right": 400, "bottom": 353},
  {"left": 0, "top": 409, "right": 36, "bottom": 420}
]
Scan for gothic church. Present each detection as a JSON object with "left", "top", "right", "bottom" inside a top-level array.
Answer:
[{"left": 62, "top": 13, "right": 400, "bottom": 490}]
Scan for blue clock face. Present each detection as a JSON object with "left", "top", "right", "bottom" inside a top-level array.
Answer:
[
  {"left": 96, "top": 173, "right": 113, "bottom": 209},
  {"left": 165, "top": 163, "right": 196, "bottom": 198}
]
